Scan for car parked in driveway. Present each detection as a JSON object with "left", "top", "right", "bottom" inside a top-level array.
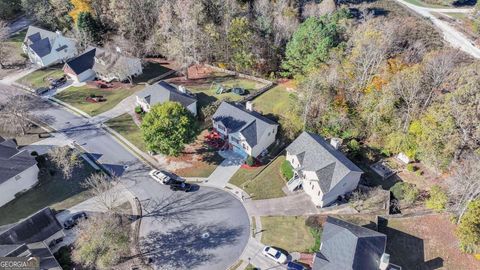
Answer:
[
  {"left": 169, "top": 182, "right": 192, "bottom": 192},
  {"left": 49, "top": 76, "right": 67, "bottom": 89},
  {"left": 63, "top": 212, "right": 88, "bottom": 229},
  {"left": 262, "top": 246, "right": 288, "bottom": 264},
  {"left": 287, "top": 261, "right": 308, "bottom": 270},
  {"left": 149, "top": 169, "right": 184, "bottom": 185}
]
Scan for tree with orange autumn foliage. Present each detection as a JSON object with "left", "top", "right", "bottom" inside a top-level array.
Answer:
[{"left": 69, "top": 0, "right": 92, "bottom": 24}]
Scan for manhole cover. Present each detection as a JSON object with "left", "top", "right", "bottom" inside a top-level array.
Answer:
[{"left": 201, "top": 232, "right": 210, "bottom": 239}]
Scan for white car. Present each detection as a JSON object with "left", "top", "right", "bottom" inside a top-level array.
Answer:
[
  {"left": 262, "top": 246, "right": 288, "bottom": 264},
  {"left": 149, "top": 169, "right": 179, "bottom": 185}
]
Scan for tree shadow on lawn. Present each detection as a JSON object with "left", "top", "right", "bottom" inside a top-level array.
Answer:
[
  {"left": 140, "top": 190, "right": 232, "bottom": 224},
  {"left": 140, "top": 222, "right": 244, "bottom": 269},
  {"left": 378, "top": 217, "right": 444, "bottom": 270}
]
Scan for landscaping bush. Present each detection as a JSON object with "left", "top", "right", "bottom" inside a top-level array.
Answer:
[
  {"left": 390, "top": 182, "right": 419, "bottom": 204},
  {"left": 134, "top": 106, "right": 143, "bottom": 114},
  {"left": 390, "top": 182, "right": 405, "bottom": 200},
  {"left": 406, "top": 164, "right": 416, "bottom": 172},
  {"left": 347, "top": 139, "right": 361, "bottom": 157},
  {"left": 425, "top": 185, "right": 448, "bottom": 212},
  {"left": 54, "top": 246, "right": 73, "bottom": 270},
  {"left": 280, "top": 159, "right": 294, "bottom": 180},
  {"left": 246, "top": 155, "right": 255, "bottom": 166}
]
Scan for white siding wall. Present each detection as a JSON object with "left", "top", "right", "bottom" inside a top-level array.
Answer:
[
  {"left": 76, "top": 69, "right": 96, "bottom": 82},
  {"left": 0, "top": 165, "right": 39, "bottom": 207},
  {"left": 186, "top": 102, "right": 197, "bottom": 116},
  {"left": 136, "top": 97, "right": 150, "bottom": 112},
  {"left": 250, "top": 125, "right": 277, "bottom": 157},
  {"left": 321, "top": 171, "right": 362, "bottom": 206}
]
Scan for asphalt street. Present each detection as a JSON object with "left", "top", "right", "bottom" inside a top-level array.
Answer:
[{"left": 0, "top": 84, "right": 250, "bottom": 270}]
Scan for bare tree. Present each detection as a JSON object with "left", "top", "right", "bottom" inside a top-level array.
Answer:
[
  {"left": 82, "top": 173, "right": 122, "bottom": 212},
  {"left": 447, "top": 154, "right": 480, "bottom": 223},
  {"left": 48, "top": 146, "right": 82, "bottom": 179},
  {"left": 0, "top": 20, "right": 10, "bottom": 69},
  {"left": 0, "top": 94, "right": 35, "bottom": 136}
]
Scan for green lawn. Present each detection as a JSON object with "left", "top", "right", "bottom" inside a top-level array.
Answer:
[
  {"left": 105, "top": 113, "right": 147, "bottom": 152},
  {"left": 0, "top": 158, "right": 97, "bottom": 226},
  {"left": 17, "top": 67, "right": 65, "bottom": 89},
  {"left": 261, "top": 216, "right": 316, "bottom": 252},
  {"left": 170, "top": 73, "right": 267, "bottom": 109},
  {"left": 133, "top": 61, "right": 172, "bottom": 84},
  {"left": 55, "top": 84, "right": 143, "bottom": 116},
  {"left": 229, "top": 155, "right": 287, "bottom": 200}
]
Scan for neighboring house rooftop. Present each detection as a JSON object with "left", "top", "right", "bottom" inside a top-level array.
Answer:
[
  {"left": 92, "top": 47, "right": 139, "bottom": 76},
  {"left": 286, "top": 132, "right": 362, "bottom": 193},
  {"left": 0, "top": 208, "right": 62, "bottom": 245},
  {"left": 24, "top": 26, "right": 59, "bottom": 58},
  {"left": 65, "top": 47, "right": 96, "bottom": 75},
  {"left": 314, "top": 216, "right": 387, "bottom": 270},
  {"left": 212, "top": 102, "right": 278, "bottom": 147},
  {"left": 137, "top": 81, "right": 197, "bottom": 108},
  {"left": 0, "top": 137, "right": 37, "bottom": 185}
]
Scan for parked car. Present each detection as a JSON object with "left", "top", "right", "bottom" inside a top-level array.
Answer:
[
  {"left": 48, "top": 237, "right": 63, "bottom": 249},
  {"left": 49, "top": 77, "right": 67, "bottom": 89},
  {"left": 169, "top": 182, "right": 192, "bottom": 192},
  {"left": 63, "top": 212, "right": 88, "bottom": 229},
  {"left": 287, "top": 261, "right": 308, "bottom": 270},
  {"left": 231, "top": 87, "right": 246, "bottom": 95},
  {"left": 35, "top": 87, "right": 49, "bottom": 95},
  {"left": 262, "top": 246, "right": 288, "bottom": 264},
  {"left": 149, "top": 169, "right": 184, "bottom": 185}
]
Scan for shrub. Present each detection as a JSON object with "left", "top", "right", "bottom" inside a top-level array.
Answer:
[
  {"left": 54, "top": 246, "right": 73, "bottom": 270},
  {"left": 390, "top": 182, "right": 405, "bottom": 200},
  {"left": 406, "top": 164, "right": 416, "bottom": 172},
  {"left": 425, "top": 185, "right": 447, "bottom": 212},
  {"left": 30, "top": 151, "right": 38, "bottom": 156},
  {"left": 89, "top": 93, "right": 96, "bottom": 98},
  {"left": 246, "top": 155, "right": 255, "bottom": 166},
  {"left": 390, "top": 182, "right": 419, "bottom": 204},
  {"left": 457, "top": 199, "right": 480, "bottom": 254},
  {"left": 134, "top": 106, "right": 143, "bottom": 114},
  {"left": 347, "top": 139, "right": 361, "bottom": 157},
  {"left": 280, "top": 159, "right": 294, "bottom": 180}
]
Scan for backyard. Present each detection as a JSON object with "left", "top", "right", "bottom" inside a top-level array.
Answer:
[
  {"left": 229, "top": 155, "right": 287, "bottom": 200},
  {"left": 0, "top": 29, "right": 26, "bottom": 79},
  {"left": 105, "top": 113, "right": 146, "bottom": 152},
  {"left": 133, "top": 61, "right": 174, "bottom": 83},
  {"left": 252, "top": 81, "right": 300, "bottom": 122},
  {"left": 261, "top": 216, "right": 317, "bottom": 252},
  {"left": 0, "top": 157, "right": 97, "bottom": 226},
  {"left": 54, "top": 84, "right": 143, "bottom": 116}
]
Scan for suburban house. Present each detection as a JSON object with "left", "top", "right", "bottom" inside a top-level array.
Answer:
[
  {"left": 212, "top": 101, "right": 278, "bottom": 158},
  {"left": 136, "top": 81, "right": 198, "bottom": 116},
  {"left": 23, "top": 26, "right": 77, "bottom": 67},
  {"left": 63, "top": 47, "right": 97, "bottom": 83},
  {"left": 92, "top": 47, "right": 143, "bottom": 82},
  {"left": 64, "top": 46, "right": 143, "bottom": 83},
  {"left": 0, "top": 208, "right": 64, "bottom": 270},
  {"left": 312, "top": 216, "right": 399, "bottom": 270},
  {"left": 0, "top": 136, "right": 39, "bottom": 207},
  {"left": 285, "top": 132, "right": 363, "bottom": 207}
]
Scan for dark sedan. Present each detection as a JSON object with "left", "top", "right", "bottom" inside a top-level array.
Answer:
[
  {"left": 63, "top": 212, "right": 88, "bottom": 229},
  {"left": 169, "top": 182, "right": 192, "bottom": 192}
]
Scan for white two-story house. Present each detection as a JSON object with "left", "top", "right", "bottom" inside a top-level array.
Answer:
[
  {"left": 285, "top": 132, "right": 363, "bottom": 207},
  {"left": 136, "top": 81, "right": 197, "bottom": 116},
  {"left": 23, "top": 26, "right": 77, "bottom": 67},
  {"left": 212, "top": 101, "right": 278, "bottom": 158}
]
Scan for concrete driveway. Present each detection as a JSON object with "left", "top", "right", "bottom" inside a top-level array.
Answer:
[{"left": 203, "top": 150, "right": 244, "bottom": 188}]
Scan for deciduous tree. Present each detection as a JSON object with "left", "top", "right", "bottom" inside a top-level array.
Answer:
[{"left": 48, "top": 146, "right": 82, "bottom": 179}]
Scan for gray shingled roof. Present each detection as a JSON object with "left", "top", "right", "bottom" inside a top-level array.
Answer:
[
  {"left": 212, "top": 102, "right": 278, "bottom": 147},
  {"left": 286, "top": 132, "right": 362, "bottom": 193},
  {"left": 24, "top": 26, "right": 58, "bottom": 58},
  {"left": 314, "top": 216, "right": 387, "bottom": 270},
  {"left": 65, "top": 47, "right": 96, "bottom": 75},
  {"left": 0, "top": 208, "right": 62, "bottom": 245},
  {"left": 137, "top": 81, "right": 197, "bottom": 108},
  {"left": 0, "top": 139, "right": 37, "bottom": 185}
]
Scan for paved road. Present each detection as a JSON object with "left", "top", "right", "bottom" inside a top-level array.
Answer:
[
  {"left": 0, "top": 84, "right": 250, "bottom": 270},
  {"left": 395, "top": 0, "right": 480, "bottom": 59},
  {"left": 7, "top": 16, "right": 32, "bottom": 36}
]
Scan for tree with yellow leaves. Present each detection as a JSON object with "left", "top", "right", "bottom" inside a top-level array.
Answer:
[{"left": 69, "top": 0, "right": 92, "bottom": 24}]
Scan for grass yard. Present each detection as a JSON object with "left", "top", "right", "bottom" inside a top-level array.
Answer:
[
  {"left": 252, "top": 82, "right": 300, "bottom": 120},
  {"left": 17, "top": 66, "right": 64, "bottom": 89},
  {"left": 133, "top": 61, "right": 173, "bottom": 83},
  {"left": 0, "top": 158, "right": 97, "bottom": 226},
  {"left": 229, "top": 155, "right": 287, "bottom": 200},
  {"left": 55, "top": 84, "right": 143, "bottom": 116},
  {"left": 0, "top": 29, "right": 27, "bottom": 79},
  {"left": 382, "top": 214, "right": 480, "bottom": 270},
  {"left": 168, "top": 72, "right": 267, "bottom": 109},
  {"left": 261, "top": 216, "right": 316, "bottom": 252},
  {"left": 105, "top": 113, "right": 147, "bottom": 152}
]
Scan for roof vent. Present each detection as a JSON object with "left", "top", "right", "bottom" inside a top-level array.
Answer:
[
  {"left": 379, "top": 253, "right": 390, "bottom": 270},
  {"left": 246, "top": 101, "right": 253, "bottom": 111},
  {"left": 330, "top": 138, "right": 342, "bottom": 149},
  {"left": 55, "top": 30, "right": 62, "bottom": 36}
]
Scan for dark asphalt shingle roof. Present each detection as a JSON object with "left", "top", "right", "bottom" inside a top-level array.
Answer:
[
  {"left": 314, "top": 216, "right": 387, "bottom": 270},
  {"left": 24, "top": 26, "right": 58, "bottom": 58},
  {"left": 29, "top": 37, "right": 52, "bottom": 57},
  {"left": 0, "top": 139, "right": 37, "bottom": 185},
  {"left": 212, "top": 102, "right": 278, "bottom": 147},
  {"left": 137, "top": 81, "right": 197, "bottom": 108},
  {"left": 65, "top": 47, "right": 96, "bottom": 75},
  {"left": 0, "top": 208, "right": 62, "bottom": 245},
  {"left": 286, "top": 132, "right": 362, "bottom": 193}
]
